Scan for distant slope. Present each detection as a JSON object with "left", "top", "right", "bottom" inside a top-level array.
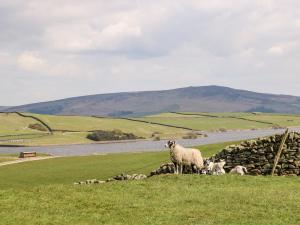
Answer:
[
  {"left": 0, "top": 106, "right": 11, "bottom": 111},
  {"left": 4, "top": 86, "right": 300, "bottom": 116}
]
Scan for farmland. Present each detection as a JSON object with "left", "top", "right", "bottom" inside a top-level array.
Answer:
[
  {"left": 0, "top": 141, "right": 299, "bottom": 225},
  {"left": 1, "top": 112, "right": 300, "bottom": 146}
]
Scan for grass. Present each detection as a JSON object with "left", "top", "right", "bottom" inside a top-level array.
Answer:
[
  {"left": 1, "top": 112, "right": 300, "bottom": 146},
  {"left": 0, "top": 113, "right": 45, "bottom": 135},
  {"left": 135, "top": 113, "right": 269, "bottom": 131},
  {"left": 0, "top": 153, "right": 51, "bottom": 163},
  {"left": 0, "top": 141, "right": 299, "bottom": 224},
  {"left": 26, "top": 113, "right": 187, "bottom": 138},
  {"left": 0, "top": 141, "right": 237, "bottom": 188},
  {"left": 0, "top": 176, "right": 299, "bottom": 224}
]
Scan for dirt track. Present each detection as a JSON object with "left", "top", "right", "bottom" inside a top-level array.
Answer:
[{"left": 0, "top": 156, "right": 58, "bottom": 167}]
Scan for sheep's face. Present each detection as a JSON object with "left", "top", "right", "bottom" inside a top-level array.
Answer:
[
  {"left": 165, "top": 140, "right": 175, "bottom": 149},
  {"left": 204, "top": 159, "right": 211, "bottom": 167}
]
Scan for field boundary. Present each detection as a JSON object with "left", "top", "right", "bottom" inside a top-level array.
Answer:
[
  {"left": 170, "top": 112, "right": 280, "bottom": 126},
  {"left": 119, "top": 117, "right": 195, "bottom": 131},
  {"left": 1, "top": 112, "right": 53, "bottom": 133},
  {"left": 0, "top": 133, "right": 51, "bottom": 142}
]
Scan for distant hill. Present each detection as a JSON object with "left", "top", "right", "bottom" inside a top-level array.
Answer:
[
  {"left": 4, "top": 86, "right": 300, "bottom": 116},
  {"left": 0, "top": 106, "right": 11, "bottom": 111}
]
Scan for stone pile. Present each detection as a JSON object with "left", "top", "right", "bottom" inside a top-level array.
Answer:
[
  {"left": 212, "top": 131, "right": 300, "bottom": 176},
  {"left": 74, "top": 173, "right": 147, "bottom": 185},
  {"left": 149, "top": 163, "right": 199, "bottom": 176}
]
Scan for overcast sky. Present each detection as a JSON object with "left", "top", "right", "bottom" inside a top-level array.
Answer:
[{"left": 1, "top": 0, "right": 300, "bottom": 106}]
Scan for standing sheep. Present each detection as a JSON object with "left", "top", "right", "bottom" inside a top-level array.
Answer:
[{"left": 165, "top": 140, "right": 204, "bottom": 174}]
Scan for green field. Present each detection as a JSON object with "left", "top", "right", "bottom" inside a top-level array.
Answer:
[
  {"left": 136, "top": 112, "right": 300, "bottom": 131},
  {"left": 0, "top": 141, "right": 237, "bottom": 188},
  {"left": 0, "top": 141, "right": 299, "bottom": 225},
  {"left": 0, "top": 113, "right": 45, "bottom": 135},
  {"left": 1, "top": 112, "right": 300, "bottom": 146}
]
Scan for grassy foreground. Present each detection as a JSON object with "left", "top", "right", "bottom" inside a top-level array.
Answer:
[
  {"left": 0, "top": 141, "right": 299, "bottom": 224},
  {"left": 0, "top": 141, "right": 238, "bottom": 188},
  {"left": 0, "top": 176, "right": 299, "bottom": 225}
]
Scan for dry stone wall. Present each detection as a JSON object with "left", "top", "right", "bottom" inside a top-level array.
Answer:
[{"left": 212, "top": 131, "right": 300, "bottom": 176}]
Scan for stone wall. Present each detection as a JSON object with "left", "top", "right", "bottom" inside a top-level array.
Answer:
[{"left": 212, "top": 131, "right": 300, "bottom": 176}]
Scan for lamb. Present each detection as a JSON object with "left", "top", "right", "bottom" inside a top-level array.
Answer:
[
  {"left": 229, "top": 165, "right": 248, "bottom": 175},
  {"left": 204, "top": 159, "right": 226, "bottom": 175},
  {"left": 212, "top": 160, "right": 226, "bottom": 175},
  {"left": 165, "top": 140, "right": 204, "bottom": 174}
]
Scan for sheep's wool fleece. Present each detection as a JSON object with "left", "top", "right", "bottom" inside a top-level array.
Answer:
[{"left": 170, "top": 144, "right": 203, "bottom": 168}]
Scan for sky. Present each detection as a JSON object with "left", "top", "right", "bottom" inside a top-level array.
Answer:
[{"left": 1, "top": 0, "right": 300, "bottom": 106}]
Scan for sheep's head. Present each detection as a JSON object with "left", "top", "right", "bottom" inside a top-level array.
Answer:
[
  {"left": 204, "top": 159, "right": 211, "bottom": 167},
  {"left": 165, "top": 140, "right": 175, "bottom": 149}
]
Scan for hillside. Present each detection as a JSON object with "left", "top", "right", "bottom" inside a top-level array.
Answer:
[
  {"left": 0, "top": 106, "right": 10, "bottom": 111},
  {"left": 4, "top": 86, "right": 300, "bottom": 116}
]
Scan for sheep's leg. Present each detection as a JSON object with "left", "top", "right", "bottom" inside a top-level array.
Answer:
[
  {"left": 173, "top": 163, "right": 177, "bottom": 174},
  {"left": 180, "top": 164, "right": 183, "bottom": 174}
]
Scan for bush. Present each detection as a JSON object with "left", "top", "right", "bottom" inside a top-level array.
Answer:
[
  {"left": 182, "top": 132, "right": 198, "bottom": 139},
  {"left": 87, "top": 130, "right": 144, "bottom": 141},
  {"left": 153, "top": 136, "right": 160, "bottom": 141},
  {"left": 219, "top": 128, "right": 227, "bottom": 132},
  {"left": 28, "top": 123, "right": 48, "bottom": 132},
  {"left": 151, "top": 132, "right": 160, "bottom": 137}
]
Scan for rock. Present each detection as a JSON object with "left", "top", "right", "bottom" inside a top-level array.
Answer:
[{"left": 212, "top": 131, "right": 300, "bottom": 176}]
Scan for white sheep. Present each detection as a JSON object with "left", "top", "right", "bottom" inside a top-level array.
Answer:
[
  {"left": 204, "top": 159, "right": 226, "bottom": 175},
  {"left": 229, "top": 165, "right": 248, "bottom": 175},
  {"left": 165, "top": 140, "right": 204, "bottom": 174},
  {"left": 212, "top": 160, "right": 226, "bottom": 175}
]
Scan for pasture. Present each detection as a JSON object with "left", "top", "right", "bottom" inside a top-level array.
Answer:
[
  {"left": 135, "top": 112, "right": 300, "bottom": 131},
  {"left": 1, "top": 112, "right": 300, "bottom": 146},
  {"left": 0, "top": 141, "right": 299, "bottom": 225}
]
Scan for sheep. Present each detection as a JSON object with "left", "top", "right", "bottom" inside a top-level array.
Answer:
[
  {"left": 203, "top": 159, "right": 214, "bottom": 174},
  {"left": 165, "top": 140, "right": 204, "bottom": 174},
  {"left": 204, "top": 159, "right": 226, "bottom": 175},
  {"left": 212, "top": 160, "right": 226, "bottom": 175},
  {"left": 229, "top": 165, "right": 248, "bottom": 175}
]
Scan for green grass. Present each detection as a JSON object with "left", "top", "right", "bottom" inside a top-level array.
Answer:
[
  {"left": 0, "top": 153, "right": 51, "bottom": 163},
  {"left": 0, "top": 155, "right": 18, "bottom": 163},
  {"left": 0, "top": 141, "right": 299, "bottom": 224},
  {"left": 26, "top": 113, "right": 186, "bottom": 138},
  {"left": 0, "top": 141, "right": 237, "bottom": 188},
  {"left": 0, "top": 113, "right": 45, "bottom": 135},
  {"left": 136, "top": 113, "right": 269, "bottom": 131},
  {"left": 2, "top": 112, "right": 300, "bottom": 146},
  {"left": 136, "top": 112, "right": 300, "bottom": 131},
  {"left": 0, "top": 112, "right": 187, "bottom": 146}
]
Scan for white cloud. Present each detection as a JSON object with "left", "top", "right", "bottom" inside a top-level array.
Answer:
[
  {"left": 17, "top": 51, "right": 46, "bottom": 71},
  {"left": 268, "top": 45, "right": 284, "bottom": 55},
  {"left": 1, "top": 0, "right": 300, "bottom": 105},
  {"left": 45, "top": 21, "right": 141, "bottom": 52}
]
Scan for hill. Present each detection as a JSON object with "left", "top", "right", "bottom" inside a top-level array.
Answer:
[
  {"left": 4, "top": 86, "right": 300, "bottom": 116},
  {"left": 0, "top": 106, "right": 10, "bottom": 111}
]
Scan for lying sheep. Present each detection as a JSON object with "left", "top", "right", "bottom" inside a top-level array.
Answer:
[
  {"left": 230, "top": 165, "right": 248, "bottom": 175},
  {"left": 204, "top": 159, "right": 226, "bottom": 175},
  {"left": 165, "top": 140, "right": 204, "bottom": 174}
]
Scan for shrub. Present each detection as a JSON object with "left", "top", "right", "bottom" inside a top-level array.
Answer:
[
  {"left": 86, "top": 130, "right": 144, "bottom": 141},
  {"left": 182, "top": 132, "right": 198, "bottom": 139},
  {"left": 153, "top": 135, "right": 160, "bottom": 141},
  {"left": 219, "top": 128, "right": 227, "bottom": 132},
  {"left": 151, "top": 132, "right": 160, "bottom": 137},
  {"left": 28, "top": 123, "right": 48, "bottom": 132}
]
